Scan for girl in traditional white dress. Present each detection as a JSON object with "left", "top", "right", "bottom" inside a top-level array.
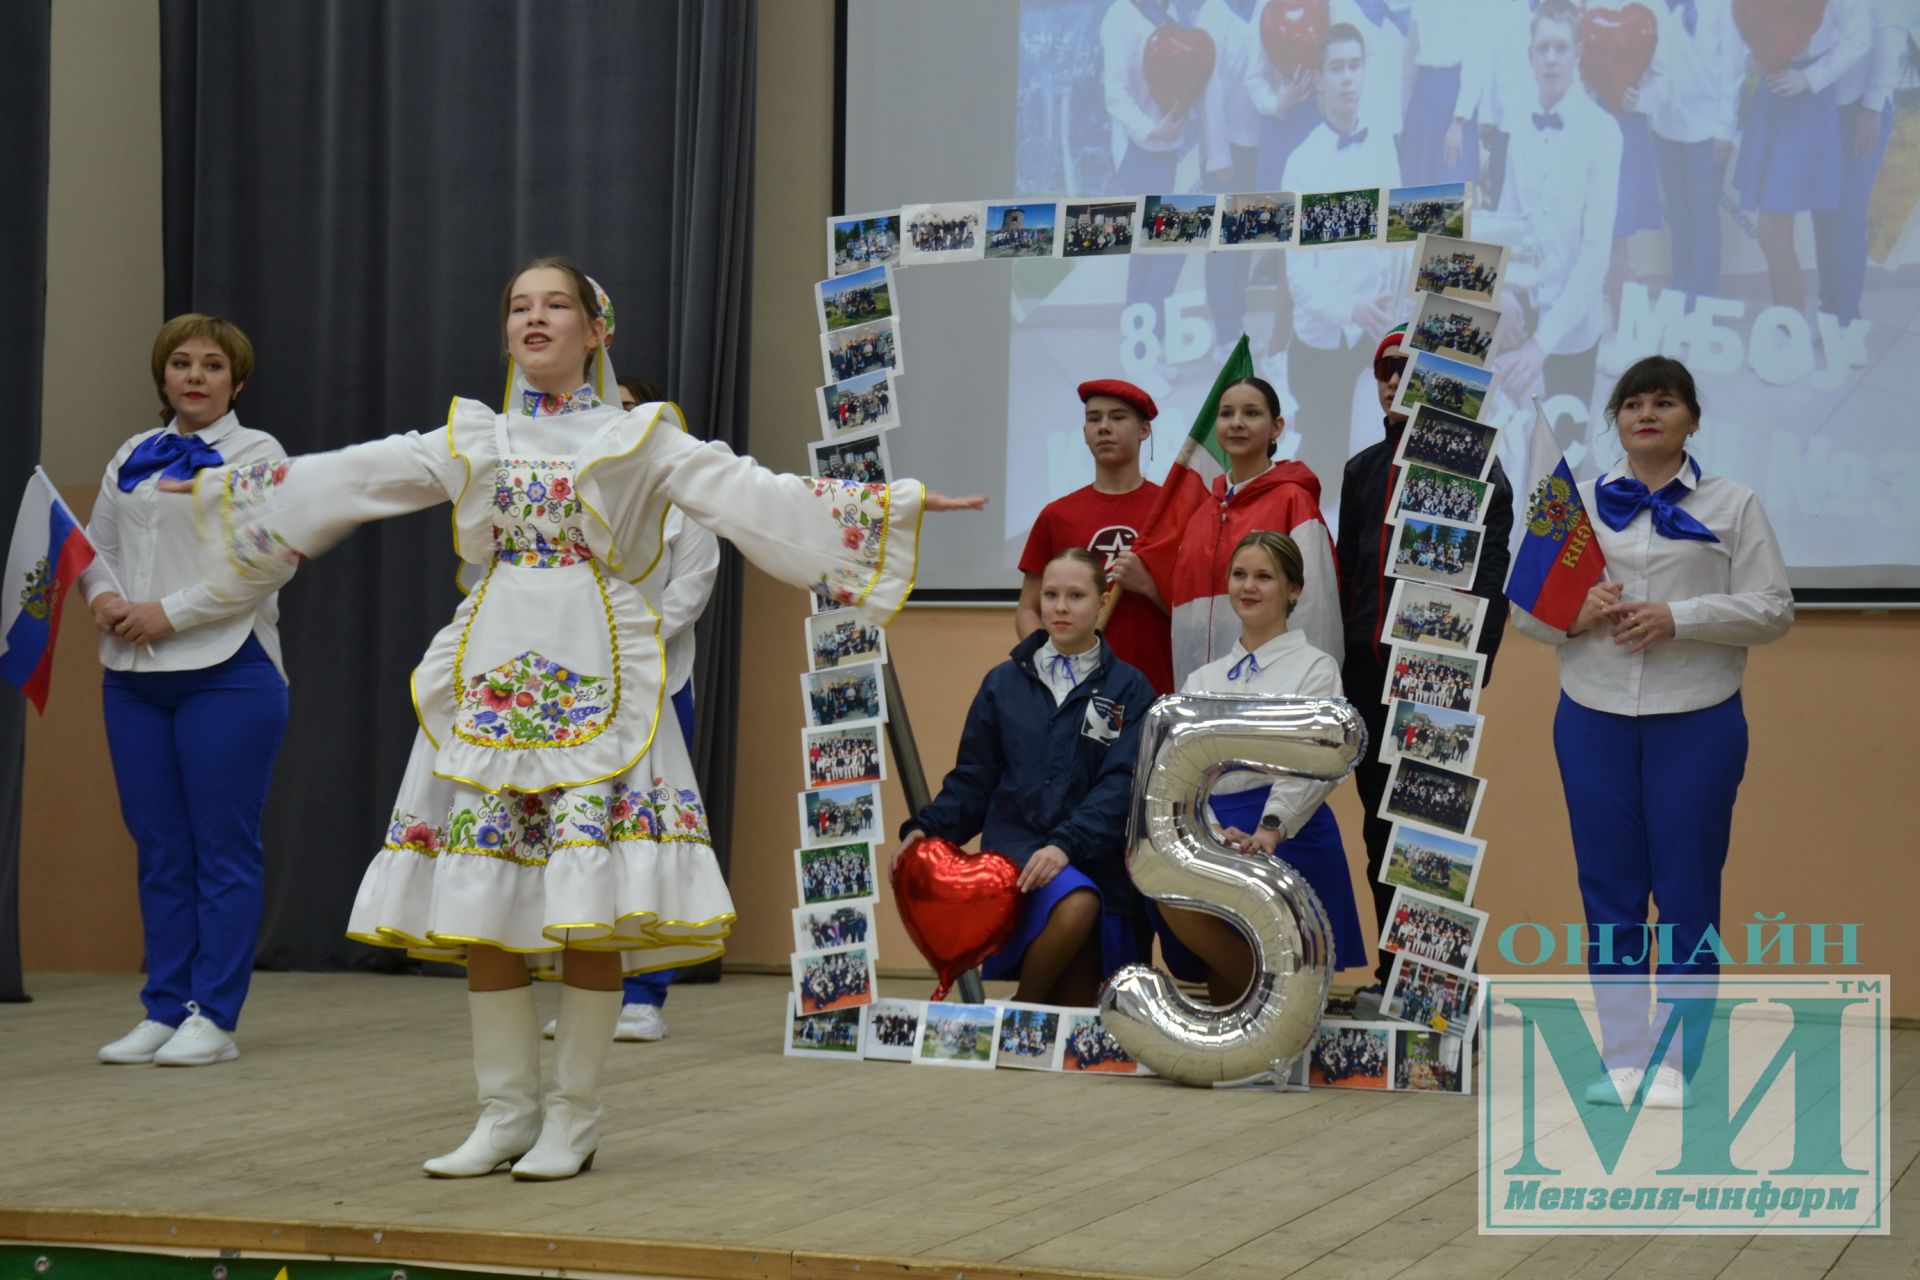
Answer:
[{"left": 174, "top": 258, "right": 978, "bottom": 1180}]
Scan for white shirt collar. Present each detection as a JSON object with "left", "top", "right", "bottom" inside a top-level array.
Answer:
[
  {"left": 168, "top": 410, "right": 241, "bottom": 448},
  {"left": 1223, "top": 630, "right": 1306, "bottom": 679},
  {"left": 1037, "top": 637, "right": 1101, "bottom": 677},
  {"left": 1601, "top": 452, "right": 1701, "bottom": 490}
]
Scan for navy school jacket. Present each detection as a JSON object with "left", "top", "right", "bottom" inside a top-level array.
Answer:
[{"left": 902, "top": 631, "right": 1160, "bottom": 913}]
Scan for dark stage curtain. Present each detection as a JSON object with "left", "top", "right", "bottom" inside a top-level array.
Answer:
[
  {"left": 159, "top": 0, "right": 756, "bottom": 973},
  {"left": 0, "top": 1, "right": 53, "bottom": 1002}
]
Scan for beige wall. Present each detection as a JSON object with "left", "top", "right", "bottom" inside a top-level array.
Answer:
[
  {"left": 41, "top": 0, "right": 164, "bottom": 483},
  {"left": 28, "top": 1, "right": 1919, "bottom": 1017}
]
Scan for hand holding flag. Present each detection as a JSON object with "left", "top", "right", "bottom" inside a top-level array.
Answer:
[
  {"left": 1503, "top": 403, "right": 1608, "bottom": 632},
  {"left": 1, "top": 468, "right": 104, "bottom": 712}
]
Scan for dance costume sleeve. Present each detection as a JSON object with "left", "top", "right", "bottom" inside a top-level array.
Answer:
[
  {"left": 1666, "top": 489, "right": 1794, "bottom": 646},
  {"left": 185, "top": 424, "right": 464, "bottom": 604},
  {"left": 908, "top": 679, "right": 1004, "bottom": 845},
  {"left": 159, "top": 429, "right": 292, "bottom": 632}
]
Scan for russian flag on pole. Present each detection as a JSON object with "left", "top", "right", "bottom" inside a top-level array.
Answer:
[
  {"left": 1504, "top": 404, "right": 1607, "bottom": 631},
  {"left": 1, "top": 468, "right": 98, "bottom": 713}
]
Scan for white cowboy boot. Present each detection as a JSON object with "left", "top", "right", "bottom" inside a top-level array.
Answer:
[
  {"left": 423, "top": 986, "right": 542, "bottom": 1177},
  {"left": 512, "top": 985, "right": 620, "bottom": 1180}
]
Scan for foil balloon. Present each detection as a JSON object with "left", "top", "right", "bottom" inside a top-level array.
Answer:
[
  {"left": 1577, "top": 4, "right": 1658, "bottom": 113},
  {"left": 1732, "top": 0, "right": 1826, "bottom": 73},
  {"left": 890, "top": 837, "right": 1021, "bottom": 1000},
  {"left": 1098, "top": 693, "right": 1366, "bottom": 1086},
  {"left": 1142, "top": 23, "right": 1217, "bottom": 117},
  {"left": 1258, "top": 0, "right": 1330, "bottom": 82}
]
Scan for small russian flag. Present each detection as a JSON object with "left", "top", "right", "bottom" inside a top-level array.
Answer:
[
  {"left": 1, "top": 468, "right": 100, "bottom": 713},
  {"left": 1504, "top": 404, "right": 1607, "bottom": 632}
]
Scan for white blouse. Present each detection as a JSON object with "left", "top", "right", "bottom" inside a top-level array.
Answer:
[
  {"left": 1034, "top": 638, "right": 1101, "bottom": 707},
  {"left": 642, "top": 508, "right": 721, "bottom": 701},
  {"left": 1512, "top": 456, "right": 1793, "bottom": 716},
  {"left": 1181, "top": 629, "right": 1343, "bottom": 836},
  {"left": 77, "top": 412, "right": 286, "bottom": 677}
]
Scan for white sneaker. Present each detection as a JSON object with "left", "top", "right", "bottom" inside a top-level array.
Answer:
[
  {"left": 614, "top": 1004, "right": 668, "bottom": 1042},
  {"left": 153, "top": 1005, "right": 239, "bottom": 1067},
  {"left": 99, "top": 1019, "right": 178, "bottom": 1065},
  {"left": 1584, "top": 1066, "right": 1643, "bottom": 1107},
  {"left": 1644, "top": 1064, "right": 1690, "bottom": 1109}
]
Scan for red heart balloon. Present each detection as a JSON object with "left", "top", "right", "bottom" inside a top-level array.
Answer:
[
  {"left": 1143, "top": 23, "right": 1217, "bottom": 118},
  {"left": 1579, "top": 4, "right": 1659, "bottom": 113},
  {"left": 1733, "top": 0, "right": 1827, "bottom": 72},
  {"left": 890, "top": 837, "right": 1021, "bottom": 1001},
  {"left": 1259, "top": 0, "right": 1329, "bottom": 82}
]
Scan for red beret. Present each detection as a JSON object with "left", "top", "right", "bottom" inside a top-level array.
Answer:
[{"left": 1077, "top": 378, "right": 1158, "bottom": 422}]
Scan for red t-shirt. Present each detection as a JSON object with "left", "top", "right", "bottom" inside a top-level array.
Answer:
[{"left": 1018, "top": 482, "right": 1175, "bottom": 694}]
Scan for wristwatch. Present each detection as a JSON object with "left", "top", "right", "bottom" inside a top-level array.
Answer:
[{"left": 1258, "top": 814, "right": 1283, "bottom": 832}]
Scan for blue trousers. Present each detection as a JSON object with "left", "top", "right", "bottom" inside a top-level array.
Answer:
[
  {"left": 1814, "top": 104, "right": 1895, "bottom": 324},
  {"left": 623, "top": 681, "right": 697, "bottom": 1008},
  {"left": 102, "top": 634, "right": 287, "bottom": 1030},
  {"left": 1654, "top": 135, "right": 1728, "bottom": 305},
  {"left": 1553, "top": 691, "right": 1747, "bottom": 1073}
]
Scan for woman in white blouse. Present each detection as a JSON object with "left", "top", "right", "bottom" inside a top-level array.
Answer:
[
  {"left": 1514, "top": 355, "right": 1793, "bottom": 1110},
  {"left": 84, "top": 314, "right": 289, "bottom": 1069}
]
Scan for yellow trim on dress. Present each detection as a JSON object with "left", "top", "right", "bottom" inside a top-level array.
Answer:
[
  {"left": 446, "top": 396, "right": 475, "bottom": 595},
  {"left": 447, "top": 559, "right": 622, "bottom": 753},
  {"left": 884, "top": 481, "right": 929, "bottom": 628},
  {"left": 575, "top": 401, "right": 673, "bottom": 574}
]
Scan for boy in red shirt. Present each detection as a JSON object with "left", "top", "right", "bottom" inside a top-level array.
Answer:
[{"left": 1016, "top": 379, "right": 1174, "bottom": 694}]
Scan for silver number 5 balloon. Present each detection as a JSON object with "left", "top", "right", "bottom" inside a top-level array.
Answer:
[{"left": 1098, "top": 692, "right": 1367, "bottom": 1086}]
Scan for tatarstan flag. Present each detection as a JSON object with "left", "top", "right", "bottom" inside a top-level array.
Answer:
[{"left": 1505, "top": 403, "right": 1607, "bottom": 631}]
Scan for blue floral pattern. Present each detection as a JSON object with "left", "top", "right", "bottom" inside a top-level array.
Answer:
[
  {"left": 492, "top": 458, "right": 592, "bottom": 568},
  {"left": 456, "top": 650, "right": 610, "bottom": 745}
]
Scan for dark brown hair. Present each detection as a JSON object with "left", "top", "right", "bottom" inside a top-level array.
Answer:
[
  {"left": 1221, "top": 376, "right": 1286, "bottom": 457},
  {"left": 1605, "top": 355, "right": 1701, "bottom": 427}
]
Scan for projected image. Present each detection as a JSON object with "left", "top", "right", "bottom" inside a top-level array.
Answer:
[{"left": 849, "top": 0, "right": 1920, "bottom": 592}]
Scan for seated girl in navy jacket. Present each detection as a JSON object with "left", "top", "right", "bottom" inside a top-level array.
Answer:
[{"left": 896, "top": 549, "right": 1160, "bottom": 1006}]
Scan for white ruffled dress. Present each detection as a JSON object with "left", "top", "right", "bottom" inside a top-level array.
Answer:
[{"left": 191, "top": 397, "right": 923, "bottom": 973}]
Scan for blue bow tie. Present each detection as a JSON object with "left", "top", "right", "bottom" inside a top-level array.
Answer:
[
  {"left": 1336, "top": 126, "right": 1370, "bottom": 151},
  {"left": 1594, "top": 459, "right": 1719, "bottom": 543},
  {"left": 117, "top": 430, "right": 225, "bottom": 492},
  {"left": 1226, "top": 650, "right": 1262, "bottom": 682},
  {"left": 1532, "top": 110, "right": 1564, "bottom": 132},
  {"left": 1668, "top": 0, "right": 1697, "bottom": 36},
  {"left": 1046, "top": 653, "right": 1081, "bottom": 687}
]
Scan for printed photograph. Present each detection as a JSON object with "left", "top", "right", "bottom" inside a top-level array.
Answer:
[
  {"left": 1393, "top": 350, "right": 1493, "bottom": 421},
  {"left": 792, "top": 897, "right": 877, "bottom": 953},
  {"left": 1393, "top": 404, "right": 1500, "bottom": 481},
  {"left": 1391, "top": 461, "right": 1493, "bottom": 526},
  {"left": 808, "top": 431, "right": 891, "bottom": 487},
  {"left": 1380, "top": 697, "right": 1485, "bottom": 774},
  {"left": 802, "top": 720, "right": 886, "bottom": 789},
  {"left": 916, "top": 1001, "right": 1001, "bottom": 1068},
  {"left": 899, "top": 200, "right": 985, "bottom": 264},
  {"left": 1383, "top": 954, "right": 1485, "bottom": 1042},
  {"left": 814, "top": 264, "right": 894, "bottom": 333},
  {"left": 820, "top": 317, "right": 901, "bottom": 383},
  {"left": 1215, "top": 192, "right": 1295, "bottom": 247},
  {"left": 816, "top": 368, "right": 899, "bottom": 437},
  {"left": 792, "top": 944, "right": 875, "bottom": 1015},
  {"left": 1308, "top": 1021, "right": 1393, "bottom": 1090},
  {"left": 1061, "top": 200, "right": 1137, "bottom": 257},
  {"left": 801, "top": 660, "right": 887, "bottom": 728},
  {"left": 1408, "top": 291, "right": 1500, "bottom": 370},
  {"left": 1394, "top": 1028, "right": 1469, "bottom": 1094},
  {"left": 1380, "top": 886, "right": 1489, "bottom": 971},
  {"left": 797, "top": 779, "right": 882, "bottom": 849},
  {"left": 827, "top": 210, "right": 900, "bottom": 276},
  {"left": 1137, "top": 193, "right": 1216, "bottom": 252},
  {"left": 784, "top": 993, "right": 863, "bottom": 1060},
  {"left": 995, "top": 1005, "right": 1066, "bottom": 1071},
  {"left": 862, "top": 999, "right": 925, "bottom": 1063},
  {"left": 1387, "top": 182, "right": 1469, "bottom": 243},
  {"left": 1061, "top": 1011, "right": 1141, "bottom": 1075},
  {"left": 805, "top": 610, "right": 886, "bottom": 672},
  {"left": 794, "top": 840, "right": 878, "bottom": 906},
  {"left": 984, "top": 200, "right": 1060, "bottom": 259},
  {"left": 1298, "top": 187, "right": 1381, "bottom": 247},
  {"left": 809, "top": 588, "right": 851, "bottom": 616},
  {"left": 1387, "top": 515, "right": 1485, "bottom": 590},
  {"left": 1409, "top": 232, "right": 1508, "bottom": 305},
  {"left": 1384, "top": 642, "right": 1486, "bottom": 714},
  {"left": 1380, "top": 578, "right": 1487, "bottom": 654},
  {"left": 1379, "top": 756, "right": 1487, "bottom": 839},
  {"left": 1380, "top": 822, "right": 1486, "bottom": 906}
]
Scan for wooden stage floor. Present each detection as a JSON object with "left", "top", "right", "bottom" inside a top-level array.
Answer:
[{"left": 1, "top": 972, "right": 1914, "bottom": 1280}]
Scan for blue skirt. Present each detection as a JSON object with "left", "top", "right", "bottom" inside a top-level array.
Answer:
[
  {"left": 1613, "top": 109, "right": 1663, "bottom": 237},
  {"left": 1398, "top": 65, "right": 1479, "bottom": 187},
  {"left": 1149, "top": 786, "right": 1369, "bottom": 979},
  {"left": 980, "top": 862, "right": 1138, "bottom": 983},
  {"left": 1732, "top": 80, "right": 1842, "bottom": 214}
]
